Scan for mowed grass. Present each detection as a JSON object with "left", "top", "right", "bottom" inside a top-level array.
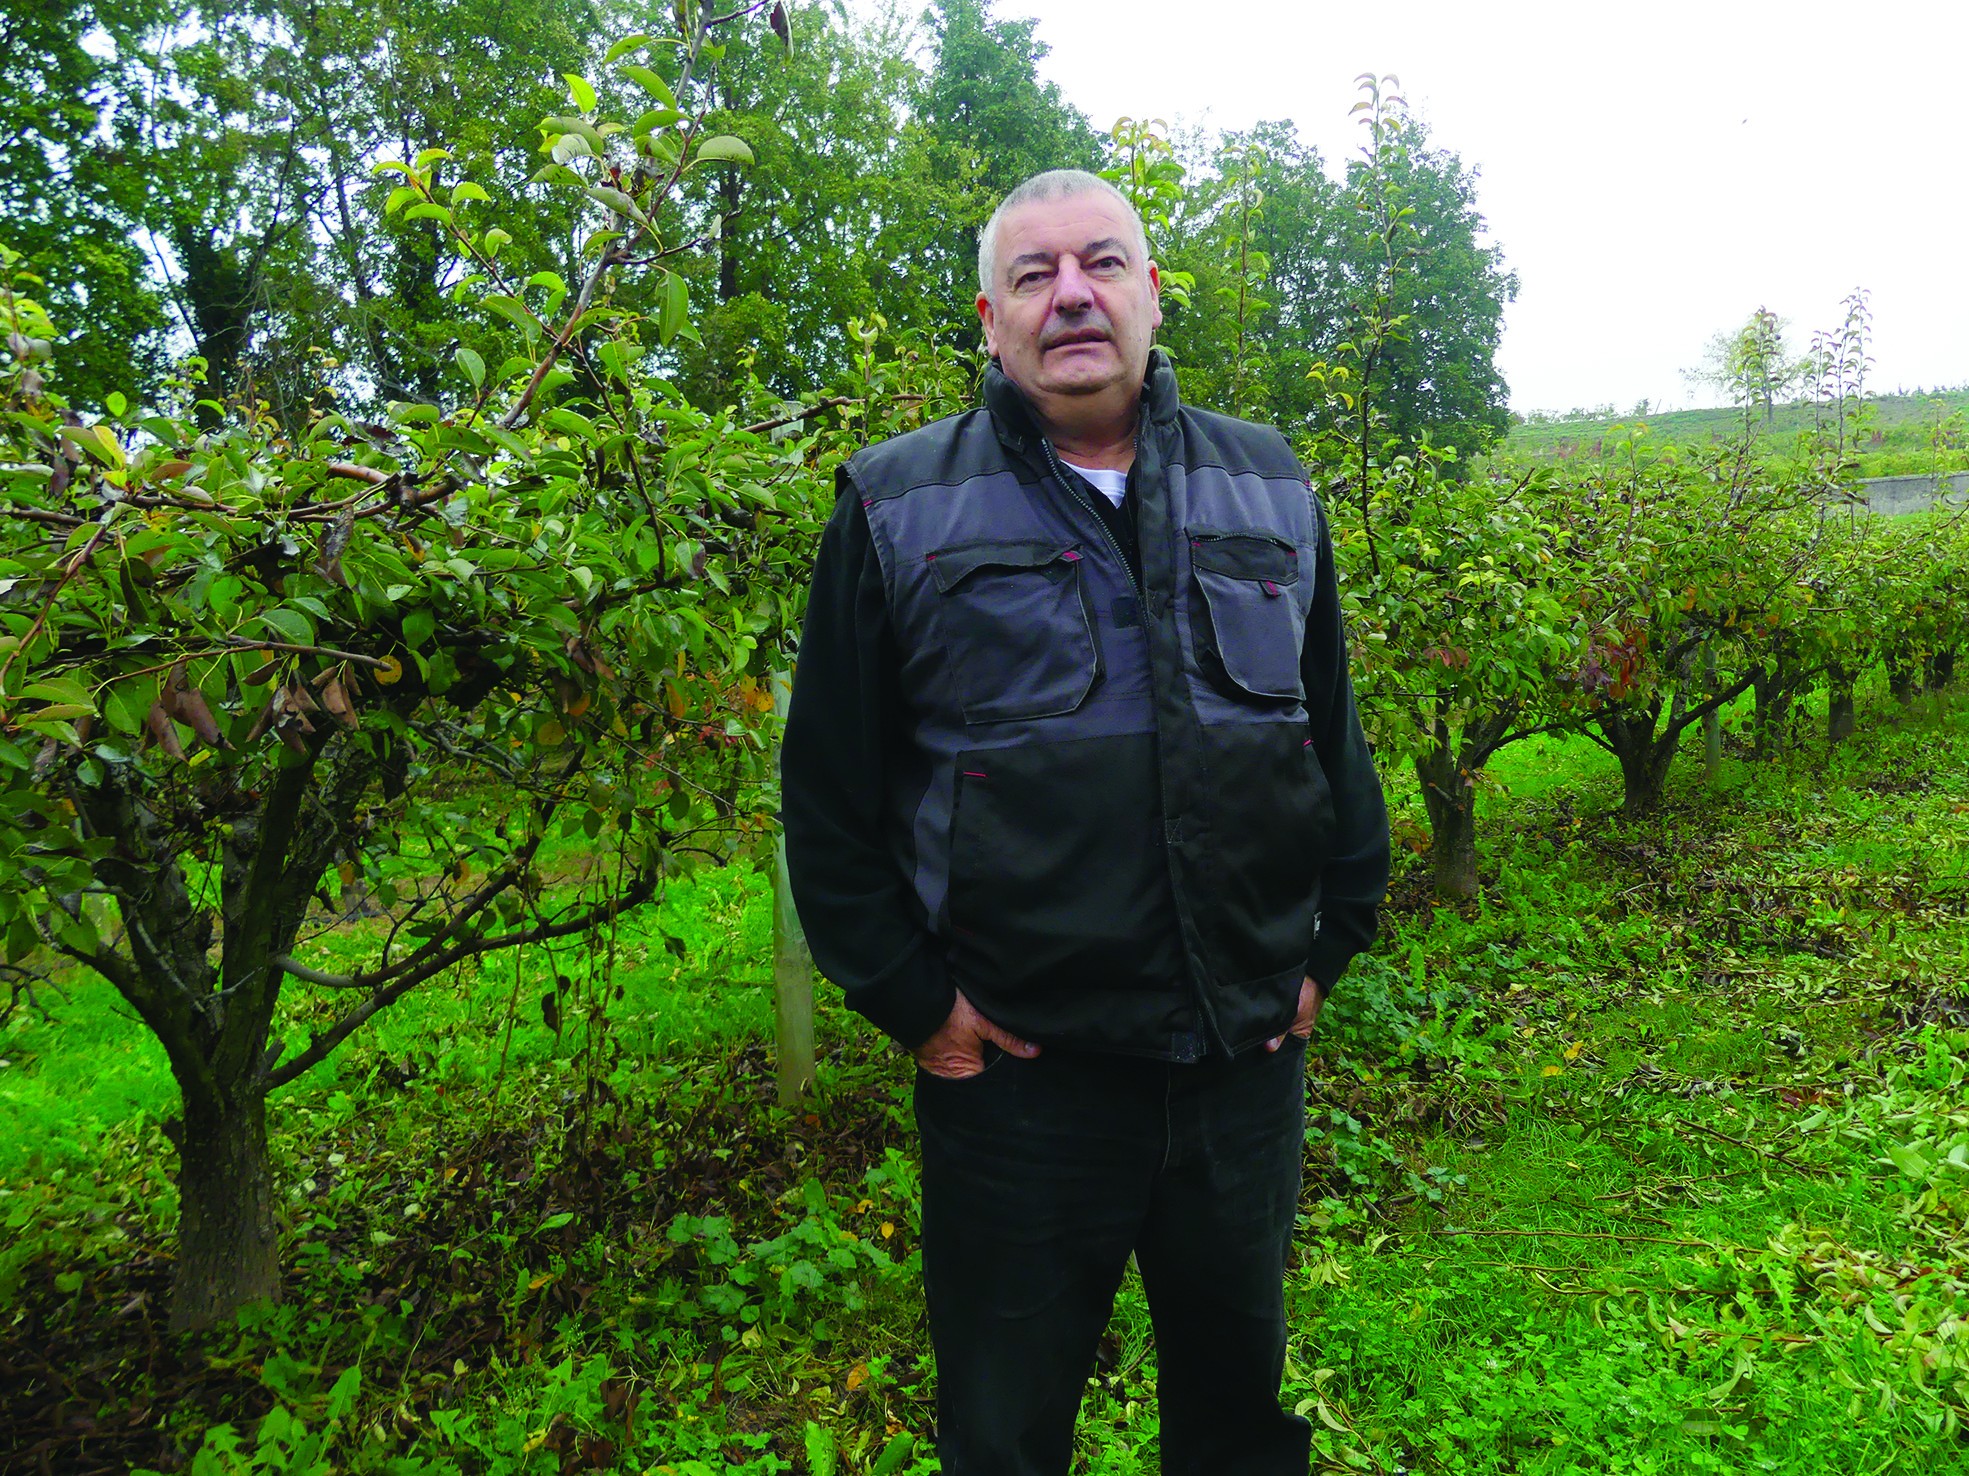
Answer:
[{"left": 3, "top": 682, "right": 1968, "bottom": 1474}]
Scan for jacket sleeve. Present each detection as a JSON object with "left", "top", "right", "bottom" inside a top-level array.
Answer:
[
  {"left": 781, "top": 476, "right": 956, "bottom": 1048},
  {"left": 1300, "top": 492, "right": 1391, "bottom": 996}
]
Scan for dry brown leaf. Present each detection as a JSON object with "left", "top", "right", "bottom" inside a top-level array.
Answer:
[
  {"left": 319, "top": 676, "right": 359, "bottom": 729},
  {"left": 144, "top": 702, "right": 185, "bottom": 761}
]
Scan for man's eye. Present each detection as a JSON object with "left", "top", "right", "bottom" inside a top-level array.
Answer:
[
  {"left": 1089, "top": 257, "right": 1125, "bottom": 273},
  {"left": 1014, "top": 271, "right": 1049, "bottom": 290}
]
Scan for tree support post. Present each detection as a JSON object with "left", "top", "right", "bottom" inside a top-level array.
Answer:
[
  {"left": 771, "top": 670, "right": 816, "bottom": 1106},
  {"left": 1702, "top": 649, "right": 1723, "bottom": 781}
]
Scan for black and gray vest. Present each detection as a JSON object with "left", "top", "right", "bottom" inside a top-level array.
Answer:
[{"left": 844, "top": 353, "right": 1337, "bottom": 1059}]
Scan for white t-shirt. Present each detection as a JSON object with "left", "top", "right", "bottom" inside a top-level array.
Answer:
[{"left": 1060, "top": 458, "right": 1128, "bottom": 508}]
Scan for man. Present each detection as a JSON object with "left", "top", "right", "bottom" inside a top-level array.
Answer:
[{"left": 782, "top": 169, "right": 1389, "bottom": 1474}]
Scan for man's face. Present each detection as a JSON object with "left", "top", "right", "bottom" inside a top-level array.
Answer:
[{"left": 977, "top": 192, "right": 1163, "bottom": 415}]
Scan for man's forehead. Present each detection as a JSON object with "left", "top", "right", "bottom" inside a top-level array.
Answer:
[{"left": 997, "top": 194, "right": 1139, "bottom": 254}]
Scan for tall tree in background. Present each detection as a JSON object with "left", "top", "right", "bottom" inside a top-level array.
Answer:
[
  {"left": 1157, "top": 121, "right": 1346, "bottom": 424},
  {"left": 671, "top": 1, "right": 927, "bottom": 404},
  {"left": 1333, "top": 118, "right": 1517, "bottom": 466},
  {"left": 1, "top": 0, "right": 171, "bottom": 406},
  {"left": 907, "top": 0, "right": 1101, "bottom": 338},
  {"left": 1157, "top": 111, "right": 1514, "bottom": 464}
]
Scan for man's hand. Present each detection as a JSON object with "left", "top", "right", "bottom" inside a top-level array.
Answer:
[
  {"left": 914, "top": 989, "right": 1041, "bottom": 1079},
  {"left": 1264, "top": 976, "right": 1324, "bottom": 1052}
]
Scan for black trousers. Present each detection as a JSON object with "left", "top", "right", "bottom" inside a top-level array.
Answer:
[{"left": 913, "top": 1038, "right": 1312, "bottom": 1475}]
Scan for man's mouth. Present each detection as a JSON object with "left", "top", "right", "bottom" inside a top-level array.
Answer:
[{"left": 1045, "top": 328, "right": 1110, "bottom": 350}]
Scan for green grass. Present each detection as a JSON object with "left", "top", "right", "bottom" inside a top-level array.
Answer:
[
  {"left": 1499, "top": 388, "right": 1969, "bottom": 479},
  {"left": 5, "top": 687, "right": 1969, "bottom": 1474}
]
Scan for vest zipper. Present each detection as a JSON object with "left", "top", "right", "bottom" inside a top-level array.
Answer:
[
  {"left": 1041, "top": 433, "right": 1206, "bottom": 1064},
  {"left": 1039, "top": 437, "right": 1145, "bottom": 607}
]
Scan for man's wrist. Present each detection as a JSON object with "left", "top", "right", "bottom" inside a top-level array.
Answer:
[{"left": 846, "top": 942, "right": 957, "bottom": 1051}]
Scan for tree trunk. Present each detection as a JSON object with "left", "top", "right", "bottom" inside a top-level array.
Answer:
[
  {"left": 1414, "top": 743, "right": 1478, "bottom": 902},
  {"left": 1926, "top": 648, "right": 1955, "bottom": 693},
  {"left": 1888, "top": 654, "right": 1917, "bottom": 708},
  {"left": 1599, "top": 707, "right": 1674, "bottom": 816},
  {"left": 166, "top": 1084, "right": 279, "bottom": 1331},
  {"left": 718, "top": 166, "right": 743, "bottom": 303},
  {"left": 1752, "top": 664, "right": 1792, "bottom": 757},
  {"left": 1827, "top": 662, "right": 1856, "bottom": 744}
]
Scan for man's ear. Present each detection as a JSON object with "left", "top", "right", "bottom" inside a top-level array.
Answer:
[
  {"left": 1147, "top": 261, "right": 1164, "bottom": 334},
  {"left": 976, "top": 290, "right": 998, "bottom": 358}
]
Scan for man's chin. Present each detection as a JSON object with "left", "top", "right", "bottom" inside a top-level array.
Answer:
[{"left": 1034, "top": 358, "right": 1123, "bottom": 397}]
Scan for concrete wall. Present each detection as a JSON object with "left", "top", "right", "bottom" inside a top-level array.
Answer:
[{"left": 1858, "top": 471, "right": 1969, "bottom": 515}]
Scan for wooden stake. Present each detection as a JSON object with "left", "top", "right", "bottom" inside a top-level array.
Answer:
[{"left": 771, "top": 669, "right": 816, "bottom": 1105}]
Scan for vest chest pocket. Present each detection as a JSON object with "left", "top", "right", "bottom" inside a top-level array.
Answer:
[
  {"left": 928, "top": 540, "right": 1101, "bottom": 723},
  {"left": 1187, "top": 527, "right": 1307, "bottom": 701}
]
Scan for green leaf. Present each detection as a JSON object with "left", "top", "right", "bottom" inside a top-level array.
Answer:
[
  {"left": 455, "top": 346, "right": 485, "bottom": 388},
  {"left": 870, "top": 1433, "right": 915, "bottom": 1476},
  {"left": 604, "top": 33, "right": 656, "bottom": 64},
  {"left": 102, "top": 676, "right": 159, "bottom": 735},
  {"left": 537, "top": 1210, "right": 574, "bottom": 1233},
  {"left": 449, "top": 181, "right": 490, "bottom": 206},
  {"left": 1886, "top": 1141, "right": 1932, "bottom": 1179},
  {"left": 482, "top": 227, "right": 513, "bottom": 256},
  {"left": 259, "top": 608, "right": 316, "bottom": 647},
  {"left": 22, "top": 678, "right": 93, "bottom": 707},
  {"left": 562, "top": 73, "right": 597, "bottom": 113},
  {"left": 404, "top": 203, "right": 453, "bottom": 226},
  {"left": 803, "top": 1422, "right": 837, "bottom": 1476},
  {"left": 412, "top": 147, "right": 453, "bottom": 170},
  {"left": 584, "top": 185, "right": 647, "bottom": 225},
  {"left": 541, "top": 117, "right": 606, "bottom": 150},
  {"left": 694, "top": 135, "right": 755, "bottom": 166},
  {"left": 657, "top": 272, "right": 689, "bottom": 346},
  {"left": 482, "top": 294, "right": 536, "bottom": 335},
  {"left": 620, "top": 65, "right": 676, "bottom": 108},
  {"left": 543, "top": 408, "right": 602, "bottom": 445},
  {"left": 324, "top": 1365, "right": 361, "bottom": 1424}
]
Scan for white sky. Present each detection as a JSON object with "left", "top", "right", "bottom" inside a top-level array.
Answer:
[{"left": 983, "top": 0, "right": 1969, "bottom": 414}]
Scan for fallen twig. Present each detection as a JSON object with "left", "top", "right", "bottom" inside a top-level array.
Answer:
[
  {"left": 1675, "top": 1115, "right": 1828, "bottom": 1178},
  {"left": 1432, "top": 1227, "right": 1722, "bottom": 1249}
]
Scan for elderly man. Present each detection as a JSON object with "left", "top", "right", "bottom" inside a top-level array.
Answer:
[{"left": 782, "top": 169, "right": 1389, "bottom": 1474}]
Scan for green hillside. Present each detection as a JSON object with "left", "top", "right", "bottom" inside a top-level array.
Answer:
[{"left": 1501, "top": 389, "right": 1969, "bottom": 476}]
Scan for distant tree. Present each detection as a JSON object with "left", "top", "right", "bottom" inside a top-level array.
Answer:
[
  {"left": 1683, "top": 306, "right": 1807, "bottom": 424},
  {"left": 1156, "top": 121, "right": 1345, "bottom": 424}
]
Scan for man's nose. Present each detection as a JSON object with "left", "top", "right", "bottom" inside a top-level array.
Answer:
[{"left": 1051, "top": 256, "right": 1095, "bottom": 310}]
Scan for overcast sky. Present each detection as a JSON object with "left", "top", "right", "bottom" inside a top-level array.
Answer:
[{"left": 969, "top": 0, "right": 1968, "bottom": 415}]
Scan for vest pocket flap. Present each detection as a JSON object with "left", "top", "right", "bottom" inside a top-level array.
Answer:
[
  {"left": 1187, "top": 528, "right": 1298, "bottom": 586},
  {"left": 1186, "top": 529, "right": 1306, "bottom": 702},
  {"left": 928, "top": 539, "right": 1081, "bottom": 593}
]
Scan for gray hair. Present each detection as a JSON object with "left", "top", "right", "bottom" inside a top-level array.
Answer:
[{"left": 976, "top": 169, "right": 1152, "bottom": 300}]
